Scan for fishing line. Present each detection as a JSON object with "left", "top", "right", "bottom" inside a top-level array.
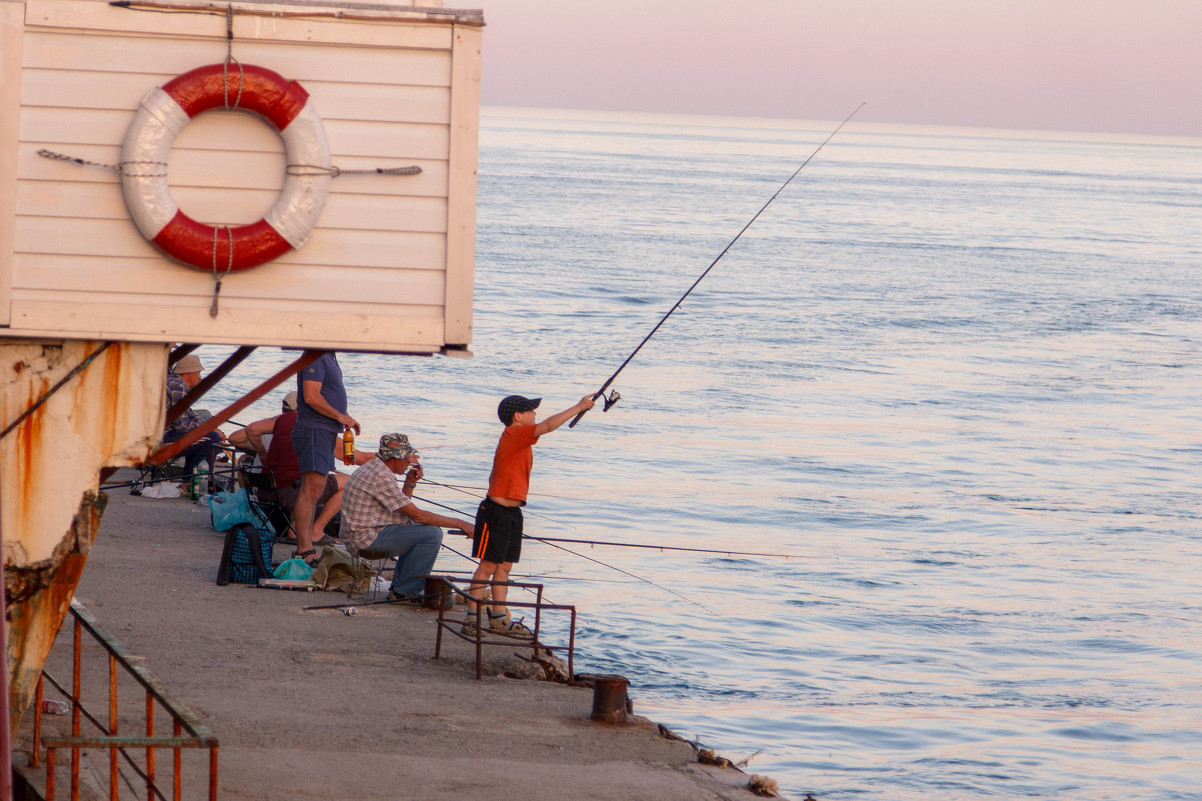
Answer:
[
  {"left": 418, "top": 478, "right": 599, "bottom": 503},
  {"left": 527, "top": 535, "right": 817, "bottom": 560},
  {"left": 438, "top": 541, "right": 566, "bottom": 606},
  {"left": 410, "top": 483, "right": 576, "bottom": 530},
  {"left": 424, "top": 499, "right": 717, "bottom": 616},
  {"left": 431, "top": 568, "right": 629, "bottom": 584},
  {"left": 527, "top": 536, "right": 731, "bottom": 622},
  {"left": 569, "top": 102, "right": 866, "bottom": 429}
]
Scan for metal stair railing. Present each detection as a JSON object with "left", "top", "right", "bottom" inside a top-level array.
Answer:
[{"left": 30, "top": 599, "right": 219, "bottom": 801}]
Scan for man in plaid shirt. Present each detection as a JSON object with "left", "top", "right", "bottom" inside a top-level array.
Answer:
[
  {"left": 163, "top": 354, "right": 223, "bottom": 475},
  {"left": 341, "top": 433, "right": 474, "bottom": 602}
]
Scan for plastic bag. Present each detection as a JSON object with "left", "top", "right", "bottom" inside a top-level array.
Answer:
[
  {"left": 207, "top": 489, "right": 257, "bottom": 531},
  {"left": 273, "top": 558, "right": 314, "bottom": 581},
  {"left": 141, "top": 482, "right": 181, "bottom": 499}
]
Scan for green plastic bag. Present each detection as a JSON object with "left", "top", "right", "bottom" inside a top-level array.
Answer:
[{"left": 273, "top": 558, "right": 314, "bottom": 581}]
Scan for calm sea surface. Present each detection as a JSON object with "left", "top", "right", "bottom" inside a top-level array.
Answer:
[{"left": 205, "top": 109, "right": 1202, "bottom": 800}]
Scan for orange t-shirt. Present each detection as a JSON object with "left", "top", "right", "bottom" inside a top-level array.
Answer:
[{"left": 487, "top": 424, "right": 541, "bottom": 504}]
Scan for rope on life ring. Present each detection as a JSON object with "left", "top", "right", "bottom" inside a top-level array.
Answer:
[{"left": 120, "top": 63, "right": 332, "bottom": 273}]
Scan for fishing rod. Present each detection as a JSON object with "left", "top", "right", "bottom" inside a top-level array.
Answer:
[
  {"left": 527, "top": 535, "right": 730, "bottom": 622},
  {"left": 419, "top": 497, "right": 723, "bottom": 618},
  {"left": 437, "top": 540, "right": 570, "bottom": 610},
  {"left": 410, "top": 484, "right": 576, "bottom": 530},
  {"left": 418, "top": 478, "right": 598, "bottom": 503},
  {"left": 524, "top": 535, "right": 816, "bottom": 560},
  {"left": 569, "top": 102, "right": 866, "bottom": 429}
]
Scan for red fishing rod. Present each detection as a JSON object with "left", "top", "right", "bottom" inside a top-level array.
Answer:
[{"left": 569, "top": 103, "right": 865, "bottom": 429}]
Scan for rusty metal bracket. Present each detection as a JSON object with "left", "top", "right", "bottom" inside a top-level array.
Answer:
[
  {"left": 163, "top": 346, "right": 257, "bottom": 426},
  {"left": 149, "top": 349, "right": 325, "bottom": 466}
]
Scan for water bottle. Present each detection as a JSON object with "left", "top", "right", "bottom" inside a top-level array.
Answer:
[
  {"left": 195, "top": 460, "right": 209, "bottom": 500},
  {"left": 41, "top": 700, "right": 69, "bottom": 715},
  {"left": 343, "top": 429, "right": 355, "bottom": 465}
]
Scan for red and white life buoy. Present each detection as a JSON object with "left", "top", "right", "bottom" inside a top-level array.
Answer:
[{"left": 120, "top": 63, "right": 331, "bottom": 272}]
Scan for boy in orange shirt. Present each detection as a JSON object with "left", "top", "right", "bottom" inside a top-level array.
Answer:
[{"left": 465, "top": 393, "right": 595, "bottom": 637}]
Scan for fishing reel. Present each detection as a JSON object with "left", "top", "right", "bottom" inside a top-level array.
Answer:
[{"left": 601, "top": 390, "right": 621, "bottom": 412}]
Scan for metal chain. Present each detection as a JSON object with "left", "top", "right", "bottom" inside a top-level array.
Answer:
[
  {"left": 38, "top": 150, "right": 421, "bottom": 179},
  {"left": 286, "top": 164, "right": 422, "bottom": 177}
]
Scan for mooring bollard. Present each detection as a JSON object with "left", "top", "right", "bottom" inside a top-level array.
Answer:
[
  {"left": 424, "top": 576, "right": 454, "bottom": 611},
  {"left": 581, "top": 673, "right": 630, "bottom": 724}
]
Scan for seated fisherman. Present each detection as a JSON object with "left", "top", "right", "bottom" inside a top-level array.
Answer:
[
  {"left": 340, "top": 433, "right": 474, "bottom": 602},
  {"left": 234, "top": 394, "right": 368, "bottom": 548},
  {"left": 227, "top": 391, "right": 297, "bottom": 455},
  {"left": 162, "top": 354, "right": 224, "bottom": 475}
]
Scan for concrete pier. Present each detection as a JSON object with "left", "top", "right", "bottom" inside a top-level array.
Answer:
[{"left": 13, "top": 470, "right": 758, "bottom": 800}]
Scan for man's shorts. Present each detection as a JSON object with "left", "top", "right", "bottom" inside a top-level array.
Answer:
[
  {"left": 291, "top": 425, "right": 337, "bottom": 476},
  {"left": 472, "top": 499, "right": 523, "bottom": 565},
  {"left": 275, "top": 473, "right": 338, "bottom": 515}
]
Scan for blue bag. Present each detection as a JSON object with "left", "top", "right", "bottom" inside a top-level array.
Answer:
[
  {"left": 216, "top": 523, "right": 274, "bottom": 585},
  {"left": 208, "top": 489, "right": 258, "bottom": 531}
]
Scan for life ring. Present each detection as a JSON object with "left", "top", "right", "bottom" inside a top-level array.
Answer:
[{"left": 120, "top": 63, "right": 332, "bottom": 272}]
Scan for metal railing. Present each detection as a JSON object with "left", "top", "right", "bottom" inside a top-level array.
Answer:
[
  {"left": 432, "top": 577, "right": 576, "bottom": 680},
  {"left": 31, "top": 600, "right": 219, "bottom": 800}
]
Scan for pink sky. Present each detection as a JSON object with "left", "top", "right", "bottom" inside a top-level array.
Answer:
[{"left": 479, "top": 0, "right": 1202, "bottom": 136}]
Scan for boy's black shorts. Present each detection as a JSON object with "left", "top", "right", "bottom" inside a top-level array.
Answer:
[{"left": 473, "top": 499, "right": 523, "bottom": 564}]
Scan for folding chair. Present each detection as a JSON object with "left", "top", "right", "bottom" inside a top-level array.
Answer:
[
  {"left": 128, "top": 458, "right": 187, "bottom": 496},
  {"left": 241, "top": 465, "right": 297, "bottom": 543}
]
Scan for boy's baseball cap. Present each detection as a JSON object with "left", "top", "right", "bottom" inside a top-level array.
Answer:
[
  {"left": 498, "top": 395, "right": 541, "bottom": 425},
  {"left": 378, "top": 432, "right": 416, "bottom": 461},
  {"left": 282, "top": 391, "right": 298, "bottom": 412}
]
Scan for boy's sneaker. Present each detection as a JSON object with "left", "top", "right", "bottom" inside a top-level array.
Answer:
[
  {"left": 487, "top": 611, "right": 533, "bottom": 639},
  {"left": 461, "top": 614, "right": 479, "bottom": 636}
]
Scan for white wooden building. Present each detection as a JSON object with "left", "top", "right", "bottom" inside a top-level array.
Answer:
[
  {"left": 0, "top": 0, "right": 486, "bottom": 740},
  {"left": 0, "top": 0, "right": 483, "bottom": 355}
]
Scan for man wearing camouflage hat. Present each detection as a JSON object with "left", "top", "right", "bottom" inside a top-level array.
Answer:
[{"left": 341, "top": 433, "right": 474, "bottom": 602}]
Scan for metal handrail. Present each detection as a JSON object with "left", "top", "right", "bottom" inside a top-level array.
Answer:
[
  {"left": 432, "top": 577, "right": 577, "bottom": 681},
  {"left": 31, "top": 599, "right": 219, "bottom": 801}
]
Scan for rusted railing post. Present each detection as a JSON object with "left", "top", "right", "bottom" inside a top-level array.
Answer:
[
  {"left": 146, "top": 691, "right": 155, "bottom": 800},
  {"left": 35, "top": 601, "right": 219, "bottom": 801},
  {"left": 109, "top": 652, "right": 118, "bottom": 799}
]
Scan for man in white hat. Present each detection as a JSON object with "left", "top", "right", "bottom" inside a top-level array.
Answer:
[
  {"left": 227, "top": 391, "right": 298, "bottom": 455},
  {"left": 162, "top": 353, "right": 223, "bottom": 475}
]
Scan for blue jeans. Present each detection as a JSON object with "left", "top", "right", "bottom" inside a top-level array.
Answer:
[
  {"left": 367, "top": 524, "right": 444, "bottom": 597},
  {"left": 163, "top": 429, "right": 221, "bottom": 475}
]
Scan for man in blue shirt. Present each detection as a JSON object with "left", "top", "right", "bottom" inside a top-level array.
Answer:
[{"left": 291, "top": 351, "right": 359, "bottom": 565}]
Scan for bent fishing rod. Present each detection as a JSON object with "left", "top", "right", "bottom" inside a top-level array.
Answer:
[{"left": 570, "top": 102, "right": 866, "bottom": 429}]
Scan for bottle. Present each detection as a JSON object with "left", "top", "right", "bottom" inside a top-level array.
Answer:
[
  {"left": 189, "top": 471, "right": 200, "bottom": 501},
  {"left": 41, "top": 700, "right": 69, "bottom": 715},
  {"left": 193, "top": 461, "right": 210, "bottom": 500},
  {"left": 343, "top": 429, "right": 355, "bottom": 465}
]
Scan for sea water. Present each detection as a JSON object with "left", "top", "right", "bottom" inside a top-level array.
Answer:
[{"left": 205, "top": 109, "right": 1202, "bottom": 800}]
